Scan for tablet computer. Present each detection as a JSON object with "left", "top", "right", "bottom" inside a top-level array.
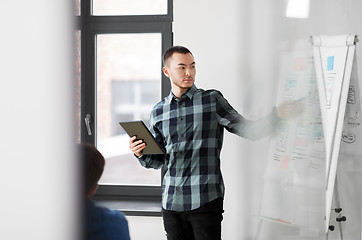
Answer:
[{"left": 119, "top": 120, "right": 165, "bottom": 155}]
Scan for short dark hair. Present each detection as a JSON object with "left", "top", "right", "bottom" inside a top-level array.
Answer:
[
  {"left": 163, "top": 45, "right": 193, "bottom": 66},
  {"left": 79, "top": 143, "right": 105, "bottom": 195}
]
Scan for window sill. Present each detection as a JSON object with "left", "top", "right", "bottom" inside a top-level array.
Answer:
[
  {"left": 93, "top": 185, "right": 162, "bottom": 217},
  {"left": 94, "top": 198, "right": 162, "bottom": 216}
]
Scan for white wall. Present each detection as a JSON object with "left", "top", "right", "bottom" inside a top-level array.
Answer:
[
  {"left": 0, "top": 1, "right": 77, "bottom": 239},
  {"left": 128, "top": 216, "right": 165, "bottom": 239}
]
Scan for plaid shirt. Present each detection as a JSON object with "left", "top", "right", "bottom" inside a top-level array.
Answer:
[{"left": 138, "top": 85, "right": 279, "bottom": 212}]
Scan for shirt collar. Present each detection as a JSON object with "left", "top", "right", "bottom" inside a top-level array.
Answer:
[{"left": 167, "top": 84, "right": 198, "bottom": 104}]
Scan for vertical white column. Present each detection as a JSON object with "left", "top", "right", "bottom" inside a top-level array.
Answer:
[{"left": 0, "top": 1, "right": 78, "bottom": 239}]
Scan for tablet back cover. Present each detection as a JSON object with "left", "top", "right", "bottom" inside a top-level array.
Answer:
[{"left": 119, "top": 121, "right": 165, "bottom": 155}]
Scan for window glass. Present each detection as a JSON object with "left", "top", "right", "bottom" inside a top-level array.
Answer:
[
  {"left": 92, "top": 0, "right": 167, "bottom": 16},
  {"left": 96, "top": 33, "right": 162, "bottom": 185}
]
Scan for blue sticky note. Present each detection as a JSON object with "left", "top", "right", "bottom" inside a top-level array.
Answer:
[
  {"left": 286, "top": 79, "right": 296, "bottom": 88},
  {"left": 327, "top": 56, "right": 334, "bottom": 71}
]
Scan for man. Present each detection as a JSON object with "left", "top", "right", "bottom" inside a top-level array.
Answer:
[
  {"left": 81, "top": 143, "right": 131, "bottom": 240},
  {"left": 129, "top": 46, "right": 290, "bottom": 240}
]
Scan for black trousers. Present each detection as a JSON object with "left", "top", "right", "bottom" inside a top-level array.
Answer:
[{"left": 162, "top": 198, "right": 224, "bottom": 240}]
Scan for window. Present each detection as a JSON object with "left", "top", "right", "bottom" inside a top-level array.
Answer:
[
  {"left": 96, "top": 34, "right": 162, "bottom": 185},
  {"left": 76, "top": 0, "right": 173, "bottom": 215}
]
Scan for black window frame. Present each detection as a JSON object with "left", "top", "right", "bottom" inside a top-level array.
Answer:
[{"left": 77, "top": 0, "right": 173, "bottom": 216}]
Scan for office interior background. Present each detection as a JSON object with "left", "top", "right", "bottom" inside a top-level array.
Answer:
[{"left": 1, "top": 0, "right": 361, "bottom": 239}]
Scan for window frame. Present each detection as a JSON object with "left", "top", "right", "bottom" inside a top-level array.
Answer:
[{"left": 77, "top": 0, "right": 173, "bottom": 216}]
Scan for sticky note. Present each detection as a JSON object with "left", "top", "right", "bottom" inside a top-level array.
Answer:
[
  {"left": 327, "top": 56, "right": 334, "bottom": 71},
  {"left": 281, "top": 156, "right": 290, "bottom": 169},
  {"left": 296, "top": 137, "right": 306, "bottom": 146}
]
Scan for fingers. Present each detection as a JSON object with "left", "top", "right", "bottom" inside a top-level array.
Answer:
[
  {"left": 131, "top": 141, "right": 146, "bottom": 152},
  {"left": 129, "top": 136, "right": 144, "bottom": 147},
  {"left": 129, "top": 136, "right": 137, "bottom": 144},
  {"left": 133, "top": 143, "right": 146, "bottom": 156},
  {"left": 129, "top": 136, "right": 146, "bottom": 156}
]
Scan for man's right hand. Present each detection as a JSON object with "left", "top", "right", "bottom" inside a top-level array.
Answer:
[{"left": 129, "top": 136, "right": 146, "bottom": 157}]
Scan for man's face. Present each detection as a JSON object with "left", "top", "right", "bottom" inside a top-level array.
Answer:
[{"left": 163, "top": 52, "right": 196, "bottom": 93}]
